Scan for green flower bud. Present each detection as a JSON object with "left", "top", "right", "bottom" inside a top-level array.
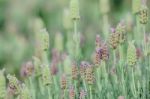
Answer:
[
  {"left": 63, "top": 9, "right": 73, "bottom": 30},
  {"left": 19, "top": 84, "right": 31, "bottom": 99},
  {"left": 139, "top": 5, "right": 148, "bottom": 24},
  {"left": 60, "top": 74, "right": 67, "bottom": 90},
  {"left": 54, "top": 32, "right": 64, "bottom": 52},
  {"left": 70, "top": 0, "right": 80, "bottom": 20},
  {"left": 7, "top": 74, "right": 21, "bottom": 95},
  {"left": 42, "top": 65, "right": 52, "bottom": 86},
  {"left": 127, "top": 41, "right": 137, "bottom": 66},
  {"left": 99, "top": 0, "right": 110, "bottom": 14},
  {"left": 116, "top": 21, "right": 126, "bottom": 44},
  {"left": 63, "top": 55, "right": 72, "bottom": 75},
  {"left": 33, "top": 56, "right": 42, "bottom": 76},
  {"left": 39, "top": 29, "right": 49, "bottom": 51},
  {"left": 33, "top": 18, "right": 45, "bottom": 33},
  {"left": 132, "top": 0, "right": 141, "bottom": 14},
  {"left": 0, "top": 69, "right": 6, "bottom": 98}
]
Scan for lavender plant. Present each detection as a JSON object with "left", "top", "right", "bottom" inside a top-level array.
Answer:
[{"left": 1, "top": 0, "right": 150, "bottom": 99}]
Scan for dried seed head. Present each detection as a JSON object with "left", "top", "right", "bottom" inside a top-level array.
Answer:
[
  {"left": 33, "top": 56, "right": 42, "bottom": 76},
  {"left": 71, "top": 61, "right": 78, "bottom": 80},
  {"left": 61, "top": 74, "right": 67, "bottom": 90},
  {"left": 132, "top": 0, "right": 141, "bottom": 14},
  {"left": 70, "top": 0, "right": 80, "bottom": 20},
  {"left": 80, "top": 61, "right": 88, "bottom": 78},
  {"left": 85, "top": 65, "right": 95, "bottom": 85},
  {"left": 93, "top": 50, "right": 101, "bottom": 66},
  {"left": 127, "top": 41, "right": 137, "bottom": 66},
  {"left": 79, "top": 89, "right": 86, "bottom": 99},
  {"left": 0, "top": 69, "right": 6, "bottom": 98},
  {"left": 42, "top": 65, "right": 52, "bottom": 86},
  {"left": 139, "top": 5, "right": 148, "bottom": 24},
  {"left": 40, "top": 29, "right": 49, "bottom": 51},
  {"left": 109, "top": 28, "right": 119, "bottom": 49},
  {"left": 7, "top": 74, "right": 21, "bottom": 95},
  {"left": 116, "top": 21, "right": 126, "bottom": 44},
  {"left": 69, "top": 85, "right": 75, "bottom": 99},
  {"left": 99, "top": 0, "right": 110, "bottom": 14},
  {"left": 21, "top": 61, "right": 34, "bottom": 77},
  {"left": 19, "top": 84, "right": 31, "bottom": 99},
  {"left": 99, "top": 43, "right": 109, "bottom": 61}
]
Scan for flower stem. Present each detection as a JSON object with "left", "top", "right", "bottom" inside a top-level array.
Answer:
[
  {"left": 113, "top": 50, "right": 116, "bottom": 65},
  {"left": 131, "top": 68, "right": 137, "bottom": 98},
  {"left": 38, "top": 77, "right": 44, "bottom": 95},
  {"left": 97, "top": 66, "right": 101, "bottom": 91},
  {"left": 47, "top": 86, "right": 52, "bottom": 99},
  {"left": 29, "top": 77, "right": 35, "bottom": 99},
  {"left": 83, "top": 79, "right": 87, "bottom": 92},
  {"left": 102, "top": 14, "right": 109, "bottom": 39},
  {"left": 73, "top": 20, "right": 80, "bottom": 60},
  {"left": 90, "top": 85, "right": 93, "bottom": 99}
]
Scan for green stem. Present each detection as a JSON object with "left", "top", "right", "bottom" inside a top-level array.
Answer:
[
  {"left": 113, "top": 50, "right": 116, "bottom": 65},
  {"left": 83, "top": 79, "right": 87, "bottom": 92},
  {"left": 73, "top": 20, "right": 81, "bottom": 60},
  {"left": 47, "top": 86, "right": 52, "bottom": 99},
  {"left": 142, "top": 78, "right": 146, "bottom": 99},
  {"left": 102, "top": 61, "right": 108, "bottom": 86},
  {"left": 143, "top": 25, "right": 146, "bottom": 44},
  {"left": 121, "top": 64, "right": 126, "bottom": 96},
  {"left": 143, "top": 25, "right": 147, "bottom": 56},
  {"left": 54, "top": 76, "right": 58, "bottom": 90},
  {"left": 97, "top": 66, "right": 101, "bottom": 91},
  {"left": 102, "top": 14, "right": 109, "bottom": 39},
  {"left": 53, "top": 76, "right": 58, "bottom": 99},
  {"left": 29, "top": 77, "right": 35, "bottom": 99},
  {"left": 135, "top": 15, "right": 141, "bottom": 45},
  {"left": 63, "top": 89, "right": 66, "bottom": 99},
  {"left": 74, "top": 20, "right": 78, "bottom": 59},
  {"left": 74, "top": 20, "right": 77, "bottom": 38},
  {"left": 90, "top": 85, "right": 93, "bottom": 99},
  {"left": 119, "top": 45, "right": 124, "bottom": 63},
  {"left": 42, "top": 51, "right": 48, "bottom": 64},
  {"left": 74, "top": 80, "right": 78, "bottom": 97},
  {"left": 38, "top": 77, "right": 44, "bottom": 95},
  {"left": 131, "top": 68, "right": 137, "bottom": 98}
]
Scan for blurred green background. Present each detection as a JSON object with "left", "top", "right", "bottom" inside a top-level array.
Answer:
[{"left": 0, "top": 0, "right": 149, "bottom": 74}]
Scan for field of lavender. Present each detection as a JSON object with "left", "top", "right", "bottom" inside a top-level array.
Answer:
[{"left": 0, "top": 0, "right": 150, "bottom": 99}]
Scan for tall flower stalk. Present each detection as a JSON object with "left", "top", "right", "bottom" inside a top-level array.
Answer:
[
  {"left": 99, "top": 0, "right": 110, "bottom": 39},
  {"left": 70, "top": 0, "right": 81, "bottom": 60}
]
